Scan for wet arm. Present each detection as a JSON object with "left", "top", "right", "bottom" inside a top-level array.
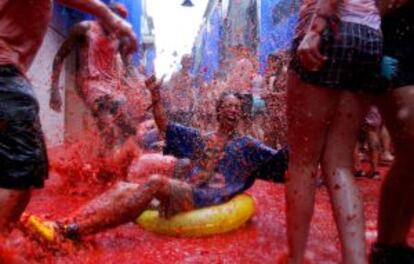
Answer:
[
  {"left": 57, "top": 0, "right": 119, "bottom": 26},
  {"left": 51, "top": 23, "right": 88, "bottom": 94},
  {"left": 120, "top": 42, "right": 139, "bottom": 78},
  {"left": 146, "top": 76, "right": 168, "bottom": 135},
  {"left": 308, "top": 0, "right": 339, "bottom": 34}
]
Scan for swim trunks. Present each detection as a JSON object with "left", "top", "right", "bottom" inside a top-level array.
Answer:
[{"left": 0, "top": 65, "right": 48, "bottom": 189}]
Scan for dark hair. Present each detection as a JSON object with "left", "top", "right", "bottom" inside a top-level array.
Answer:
[{"left": 215, "top": 92, "right": 243, "bottom": 121}]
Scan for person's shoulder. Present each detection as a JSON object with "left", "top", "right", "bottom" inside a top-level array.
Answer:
[{"left": 70, "top": 21, "right": 93, "bottom": 36}]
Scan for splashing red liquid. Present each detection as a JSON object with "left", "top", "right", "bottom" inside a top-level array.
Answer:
[{"left": 3, "top": 152, "right": 410, "bottom": 263}]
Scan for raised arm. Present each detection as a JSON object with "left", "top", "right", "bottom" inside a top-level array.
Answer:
[
  {"left": 145, "top": 75, "right": 168, "bottom": 136},
  {"left": 49, "top": 22, "right": 89, "bottom": 112},
  {"left": 56, "top": 0, "right": 137, "bottom": 54}
]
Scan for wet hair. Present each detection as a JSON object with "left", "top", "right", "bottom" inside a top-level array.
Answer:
[
  {"left": 109, "top": 3, "right": 128, "bottom": 18},
  {"left": 215, "top": 92, "right": 243, "bottom": 121}
]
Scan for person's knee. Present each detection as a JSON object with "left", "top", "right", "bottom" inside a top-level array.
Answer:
[
  {"left": 134, "top": 154, "right": 175, "bottom": 174},
  {"left": 114, "top": 181, "right": 138, "bottom": 191},
  {"left": 147, "top": 174, "right": 169, "bottom": 191},
  {"left": 0, "top": 188, "right": 31, "bottom": 230}
]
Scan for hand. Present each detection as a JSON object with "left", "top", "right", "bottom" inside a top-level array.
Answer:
[
  {"left": 145, "top": 74, "right": 165, "bottom": 94},
  {"left": 297, "top": 30, "right": 327, "bottom": 71},
  {"left": 107, "top": 16, "right": 138, "bottom": 55},
  {"left": 50, "top": 89, "right": 62, "bottom": 112}
]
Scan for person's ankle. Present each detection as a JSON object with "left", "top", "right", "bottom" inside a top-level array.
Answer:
[{"left": 62, "top": 223, "right": 81, "bottom": 240}]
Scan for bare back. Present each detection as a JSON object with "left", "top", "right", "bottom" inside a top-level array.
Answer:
[
  {"left": 0, "top": 0, "right": 52, "bottom": 73},
  {"left": 77, "top": 21, "right": 124, "bottom": 103},
  {"left": 78, "top": 22, "right": 123, "bottom": 82}
]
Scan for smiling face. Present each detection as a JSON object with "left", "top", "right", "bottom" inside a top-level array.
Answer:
[{"left": 216, "top": 93, "right": 242, "bottom": 130}]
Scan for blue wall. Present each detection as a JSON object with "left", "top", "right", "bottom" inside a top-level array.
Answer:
[
  {"left": 53, "top": 0, "right": 142, "bottom": 63},
  {"left": 259, "top": 0, "right": 298, "bottom": 73},
  {"left": 191, "top": 3, "right": 222, "bottom": 83}
]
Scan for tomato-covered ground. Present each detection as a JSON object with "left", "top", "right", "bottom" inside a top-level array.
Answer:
[{"left": 2, "top": 155, "right": 412, "bottom": 264}]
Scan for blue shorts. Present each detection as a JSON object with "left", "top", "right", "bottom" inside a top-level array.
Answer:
[{"left": 0, "top": 66, "right": 48, "bottom": 189}]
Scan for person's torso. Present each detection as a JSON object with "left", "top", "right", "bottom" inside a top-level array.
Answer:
[
  {"left": 79, "top": 22, "right": 123, "bottom": 82},
  {"left": 0, "top": 0, "right": 52, "bottom": 73}
]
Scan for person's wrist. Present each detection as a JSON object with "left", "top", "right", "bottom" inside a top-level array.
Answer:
[{"left": 309, "top": 15, "right": 328, "bottom": 34}]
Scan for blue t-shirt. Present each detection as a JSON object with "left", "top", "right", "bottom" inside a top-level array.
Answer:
[{"left": 164, "top": 123, "right": 288, "bottom": 207}]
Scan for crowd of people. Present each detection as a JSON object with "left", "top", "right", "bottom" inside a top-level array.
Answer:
[{"left": 0, "top": 0, "right": 413, "bottom": 263}]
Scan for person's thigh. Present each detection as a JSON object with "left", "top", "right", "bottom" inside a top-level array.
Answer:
[
  {"left": 377, "top": 85, "right": 414, "bottom": 154},
  {"left": 127, "top": 154, "right": 177, "bottom": 182},
  {"left": 322, "top": 91, "right": 372, "bottom": 170},
  {"left": 287, "top": 72, "right": 340, "bottom": 167},
  {"left": 156, "top": 177, "right": 194, "bottom": 218}
]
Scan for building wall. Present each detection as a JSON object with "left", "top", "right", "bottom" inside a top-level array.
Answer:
[{"left": 27, "top": 27, "right": 67, "bottom": 146}]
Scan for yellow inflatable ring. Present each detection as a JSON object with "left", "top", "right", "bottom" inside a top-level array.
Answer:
[{"left": 136, "top": 194, "right": 255, "bottom": 237}]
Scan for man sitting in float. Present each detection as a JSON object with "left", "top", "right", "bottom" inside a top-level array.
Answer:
[{"left": 28, "top": 76, "right": 287, "bottom": 241}]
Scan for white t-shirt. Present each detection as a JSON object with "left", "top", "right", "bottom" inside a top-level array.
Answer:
[
  {"left": 339, "top": 0, "right": 381, "bottom": 29},
  {"left": 296, "top": 0, "right": 380, "bottom": 36}
]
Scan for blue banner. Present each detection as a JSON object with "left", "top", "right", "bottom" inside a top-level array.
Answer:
[
  {"left": 53, "top": 0, "right": 142, "bottom": 63},
  {"left": 259, "top": 0, "right": 298, "bottom": 73}
]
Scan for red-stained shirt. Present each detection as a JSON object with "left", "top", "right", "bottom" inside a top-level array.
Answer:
[
  {"left": 77, "top": 22, "right": 124, "bottom": 103},
  {"left": 78, "top": 22, "right": 122, "bottom": 82},
  {"left": 0, "top": 0, "right": 52, "bottom": 73}
]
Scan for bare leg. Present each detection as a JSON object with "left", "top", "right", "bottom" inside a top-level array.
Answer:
[
  {"left": 0, "top": 188, "right": 31, "bottom": 233},
  {"left": 286, "top": 72, "right": 339, "bottom": 264},
  {"left": 377, "top": 85, "right": 414, "bottom": 245},
  {"left": 127, "top": 154, "right": 176, "bottom": 182},
  {"left": 354, "top": 142, "right": 363, "bottom": 174},
  {"left": 321, "top": 91, "right": 371, "bottom": 264},
  {"left": 366, "top": 128, "right": 381, "bottom": 176},
  {"left": 380, "top": 126, "right": 394, "bottom": 162},
  {"left": 61, "top": 175, "right": 191, "bottom": 237}
]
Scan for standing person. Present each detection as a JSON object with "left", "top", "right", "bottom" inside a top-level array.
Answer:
[
  {"left": 371, "top": 1, "right": 414, "bottom": 262},
  {"left": 284, "top": 0, "right": 382, "bottom": 261},
  {"left": 0, "top": 0, "right": 137, "bottom": 236},
  {"left": 50, "top": 3, "right": 138, "bottom": 150}
]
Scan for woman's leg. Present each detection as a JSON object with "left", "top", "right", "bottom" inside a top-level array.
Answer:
[
  {"left": 376, "top": 85, "right": 414, "bottom": 245},
  {"left": 286, "top": 72, "right": 339, "bottom": 264},
  {"left": 321, "top": 90, "right": 371, "bottom": 264},
  {"left": 380, "top": 125, "right": 394, "bottom": 162},
  {"left": 0, "top": 188, "right": 31, "bottom": 233},
  {"left": 366, "top": 128, "right": 381, "bottom": 178}
]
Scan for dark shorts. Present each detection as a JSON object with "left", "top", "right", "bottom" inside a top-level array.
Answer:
[
  {"left": 0, "top": 66, "right": 48, "bottom": 189},
  {"left": 290, "top": 21, "right": 383, "bottom": 93},
  {"left": 381, "top": 2, "right": 414, "bottom": 89}
]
